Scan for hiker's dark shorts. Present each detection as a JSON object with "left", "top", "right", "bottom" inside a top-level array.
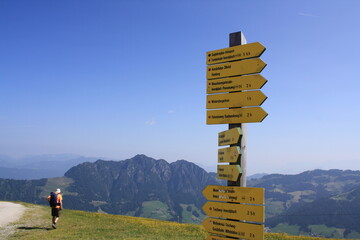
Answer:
[{"left": 51, "top": 208, "right": 60, "bottom": 217}]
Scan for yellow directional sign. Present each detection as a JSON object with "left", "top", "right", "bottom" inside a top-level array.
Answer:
[
  {"left": 207, "top": 74, "right": 267, "bottom": 94},
  {"left": 207, "top": 58, "right": 266, "bottom": 80},
  {"left": 202, "top": 185, "right": 265, "bottom": 205},
  {"left": 202, "top": 217, "right": 264, "bottom": 240},
  {"left": 218, "top": 146, "right": 241, "bottom": 163},
  {"left": 202, "top": 201, "right": 264, "bottom": 223},
  {"left": 206, "top": 236, "right": 233, "bottom": 240},
  {"left": 207, "top": 90, "right": 267, "bottom": 109},
  {"left": 218, "top": 128, "right": 242, "bottom": 146},
  {"left": 207, "top": 107, "right": 268, "bottom": 125},
  {"left": 207, "top": 42, "right": 266, "bottom": 65},
  {"left": 217, "top": 165, "right": 241, "bottom": 181}
]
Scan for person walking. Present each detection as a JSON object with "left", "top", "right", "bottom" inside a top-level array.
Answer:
[{"left": 47, "top": 188, "right": 63, "bottom": 229}]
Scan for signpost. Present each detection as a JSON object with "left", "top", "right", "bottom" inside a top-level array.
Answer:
[
  {"left": 206, "top": 90, "right": 267, "bottom": 109},
  {"left": 202, "top": 201, "right": 264, "bottom": 223},
  {"left": 207, "top": 107, "right": 268, "bottom": 125},
  {"left": 217, "top": 165, "right": 242, "bottom": 182},
  {"left": 207, "top": 74, "right": 267, "bottom": 94},
  {"left": 202, "top": 185, "right": 265, "bottom": 205},
  {"left": 202, "top": 217, "right": 264, "bottom": 240},
  {"left": 207, "top": 58, "right": 267, "bottom": 80},
  {"left": 203, "top": 32, "right": 267, "bottom": 240},
  {"left": 218, "top": 146, "right": 241, "bottom": 163}
]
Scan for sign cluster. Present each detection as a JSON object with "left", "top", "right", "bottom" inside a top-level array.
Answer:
[
  {"left": 202, "top": 185, "right": 265, "bottom": 239},
  {"left": 202, "top": 40, "right": 268, "bottom": 239},
  {"left": 206, "top": 42, "right": 268, "bottom": 124}
]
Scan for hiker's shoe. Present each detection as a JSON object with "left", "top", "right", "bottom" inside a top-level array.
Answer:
[{"left": 52, "top": 223, "right": 56, "bottom": 229}]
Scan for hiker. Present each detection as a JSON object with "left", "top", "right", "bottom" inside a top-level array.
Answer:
[{"left": 47, "top": 188, "right": 63, "bottom": 229}]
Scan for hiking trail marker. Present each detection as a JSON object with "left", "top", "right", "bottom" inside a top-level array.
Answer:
[
  {"left": 207, "top": 90, "right": 267, "bottom": 109},
  {"left": 202, "top": 217, "right": 264, "bottom": 240},
  {"left": 207, "top": 107, "right": 268, "bottom": 125},
  {"left": 217, "top": 165, "right": 242, "bottom": 182},
  {"left": 203, "top": 31, "right": 267, "bottom": 240},
  {"left": 202, "top": 201, "right": 264, "bottom": 223},
  {"left": 218, "top": 146, "right": 241, "bottom": 163},
  {"left": 207, "top": 74, "right": 267, "bottom": 94},
  {"left": 205, "top": 236, "right": 240, "bottom": 240},
  {"left": 202, "top": 185, "right": 265, "bottom": 205},
  {"left": 218, "top": 128, "right": 242, "bottom": 146},
  {"left": 207, "top": 58, "right": 267, "bottom": 80},
  {"left": 206, "top": 41, "right": 266, "bottom": 65}
]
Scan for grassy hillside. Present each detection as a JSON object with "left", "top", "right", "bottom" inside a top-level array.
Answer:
[
  {"left": 7, "top": 202, "right": 207, "bottom": 240},
  {"left": 3, "top": 202, "right": 348, "bottom": 240}
]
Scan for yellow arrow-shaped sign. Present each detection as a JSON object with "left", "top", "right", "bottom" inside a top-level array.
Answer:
[
  {"left": 207, "top": 58, "right": 266, "bottom": 80},
  {"left": 202, "top": 217, "right": 264, "bottom": 240},
  {"left": 218, "top": 146, "right": 241, "bottom": 163},
  {"left": 206, "top": 236, "right": 233, "bottom": 240},
  {"left": 202, "top": 201, "right": 264, "bottom": 223},
  {"left": 217, "top": 165, "right": 242, "bottom": 182},
  {"left": 207, "top": 74, "right": 267, "bottom": 94},
  {"left": 218, "top": 128, "right": 242, "bottom": 146},
  {"left": 202, "top": 185, "right": 265, "bottom": 205},
  {"left": 207, "top": 42, "right": 266, "bottom": 65},
  {"left": 206, "top": 90, "right": 267, "bottom": 109},
  {"left": 207, "top": 107, "right": 268, "bottom": 125}
]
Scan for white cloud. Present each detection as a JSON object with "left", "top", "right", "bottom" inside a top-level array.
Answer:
[
  {"left": 298, "top": 12, "right": 318, "bottom": 17},
  {"left": 145, "top": 118, "right": 156, "bottom": 126}
]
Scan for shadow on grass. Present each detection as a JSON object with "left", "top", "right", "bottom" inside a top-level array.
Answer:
[{"left": 17, "top": 226, "right": 52, "bottom": 231}]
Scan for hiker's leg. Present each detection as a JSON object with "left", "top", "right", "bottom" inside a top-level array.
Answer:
[
  {"left": 53, "top": 208, "right": 60, "bottom": 224},
  {"left": 51, "top": 208, "right": 55, "bottom": 223}
]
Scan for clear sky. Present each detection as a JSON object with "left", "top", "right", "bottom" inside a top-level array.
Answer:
[{"left": 1, "top": 0, "right": 360, "bottom": 175}]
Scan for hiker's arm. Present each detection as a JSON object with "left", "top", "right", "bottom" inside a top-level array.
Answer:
[{"left": 59, "top": 200, "right": 63, "bottom": 210}]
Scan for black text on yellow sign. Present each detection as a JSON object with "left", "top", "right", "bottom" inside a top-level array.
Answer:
[
  {"left": 202, "top": 185, "right": 265, "bottom": 205},
  {"left": 202, "top": 201, "right": 265, "bottom": 223},
  {"left": 205, "top": 235, "right": 232, "bottom": 240},
  {"left": 207, "top": 74, "right": 267, "bottom": 94},
  {"left": 218, "top": 128, "right": 242, "bottom": 146},
  {"left": 202, "top": 217, "right": 264, "bottom": 240},
  {"left": 217, "top": 165, "right": 242, "bottom": 182},
  {"left": 207, "top": 107, "right": 268, "bottom": 125},
  {"left": 206, "top": 90, "right": 267, "bottom": 109},
  {"left": 218, "top": 146, "right": 241, "bottom": 163},
  {"left": 206, "top": 42, "right": 266, "bottom": 65},
  {"left": 207, "top": 58, "right": 266, "bottom": 80}
]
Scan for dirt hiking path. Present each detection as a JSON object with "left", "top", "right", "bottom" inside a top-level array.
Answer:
[
  {"left": 0, "top": 202, "right": 27, "bottom": 239},
  {"left": 0, "top": 202, "right": 26, "bottom": 227}
]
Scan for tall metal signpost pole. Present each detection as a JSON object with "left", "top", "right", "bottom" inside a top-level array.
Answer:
[
  {"left": 229, "top": 31, "right": 247, "bottom": 188},
  {"left": 203, "top": 31, "right": 268, "bottom": 240}
]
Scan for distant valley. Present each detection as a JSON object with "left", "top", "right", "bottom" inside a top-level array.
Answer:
[
  {"left": 0, "top": 154, "right": 99, "bottom": 179},
  {"left": 0, "top": 154, "right": 360, "bottom": 238},
  {"left": 248, "top": 169, "right": 360, "bottom": 238}
]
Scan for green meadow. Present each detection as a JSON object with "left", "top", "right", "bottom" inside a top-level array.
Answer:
[{"left": 3, "top": 202, "right": 346, "bottom": 240}]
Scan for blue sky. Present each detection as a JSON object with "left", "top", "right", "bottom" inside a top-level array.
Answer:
[{"left": 1, "top": 0, "right": 359, "bottom": 175}]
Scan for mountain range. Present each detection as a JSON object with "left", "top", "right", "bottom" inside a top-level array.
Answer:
[
  {"left": 0, "top": 154, "right": 359, "bottom": 238},
  {"left": 248, "top": 169, "right": 360, "bottom": 238},
  {"left": 0, "top": 155, "right": 221, "bottom": 224},
  {"left": 0, "top": 154, "right": 99, "bottom": 179}
]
